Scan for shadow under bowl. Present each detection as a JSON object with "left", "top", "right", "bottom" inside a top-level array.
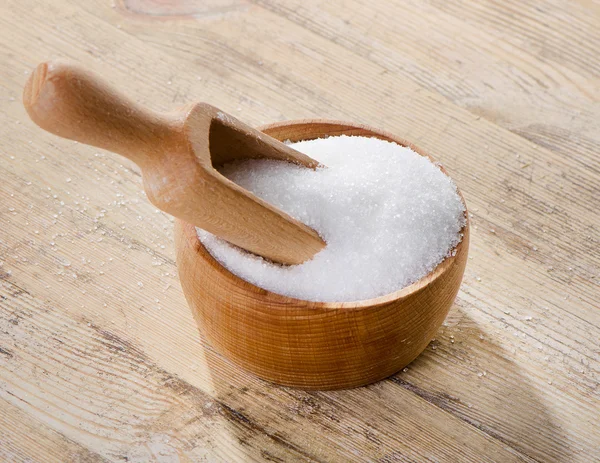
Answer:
[{"left": 175, "top": 120, "right": 470, "bottom": 390}]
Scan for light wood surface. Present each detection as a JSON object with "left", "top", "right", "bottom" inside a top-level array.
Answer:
[
  {"left": 0, "top": 0, "right": 598, "bottom": 461},
  {"left": 23, "top": 60, "right": 325, "bottom": 265},
  {"left": 177, "top": 120, "right": 469, "bottom": 390}
]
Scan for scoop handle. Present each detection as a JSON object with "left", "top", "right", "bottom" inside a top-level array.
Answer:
[
  {"left": 23, "top": 60, "right": 177, "bottom": 166},
  {"left": 23, "top": 60, "right": 326, "bottom": 265}
]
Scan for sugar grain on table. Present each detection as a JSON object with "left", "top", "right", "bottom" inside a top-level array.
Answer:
[{"left": 198, "top": 135, "right": 466, "bottom": 302}]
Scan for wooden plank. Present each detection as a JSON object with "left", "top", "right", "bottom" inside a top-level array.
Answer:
[
  {"left": 252, "top": 0, "right": 600, "bottom": 168},
  {"left": 0, "top": 0, "right": 598, "bottom": 461},
  {"left": 0, "top": 398, "right": 108, "bottom": 462}
]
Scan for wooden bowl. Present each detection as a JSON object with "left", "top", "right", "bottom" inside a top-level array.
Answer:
[{"left": 175, "top": 120, "right": 469, "bottom": 390}]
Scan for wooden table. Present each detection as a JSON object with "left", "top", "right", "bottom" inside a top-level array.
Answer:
[{"left": 1, "top": 1, "right": 598, "bottom": 461}]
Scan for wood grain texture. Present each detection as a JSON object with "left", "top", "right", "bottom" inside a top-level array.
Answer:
[
  {"left": 253, "top": 0, "right": 600, "bottom": 170},
  {"left": 176, "top": 120, "right": 469, "bottom": 389},
  {"left": 0, "top": 0, "right": 598, "bottom": 461},
  {"left": 119, "top": 0, "right": 248, "bottom": 20},
  {"left": 23, "top": 60, "right": 325, "bottom": 265}
]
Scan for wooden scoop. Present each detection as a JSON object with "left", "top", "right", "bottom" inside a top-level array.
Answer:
[{"left": 23, "top": 60, "right": 325, "bottom": 265}]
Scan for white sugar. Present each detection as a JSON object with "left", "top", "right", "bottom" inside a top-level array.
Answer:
[{"left": 198, "top": 135, "right": 466, "bottom": 302}]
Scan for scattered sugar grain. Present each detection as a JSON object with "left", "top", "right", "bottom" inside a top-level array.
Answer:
[{"left": 198, "top": 135, "right": 466, "bottom": 302}]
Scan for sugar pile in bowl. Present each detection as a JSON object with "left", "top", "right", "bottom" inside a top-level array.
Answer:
[{"left": 197, "top": 135, "right": 466, "bottom": 302}]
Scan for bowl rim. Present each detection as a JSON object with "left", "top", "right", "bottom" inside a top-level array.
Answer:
[{"left": 181, "top": 118, "right": 469, "bottom": 310}]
